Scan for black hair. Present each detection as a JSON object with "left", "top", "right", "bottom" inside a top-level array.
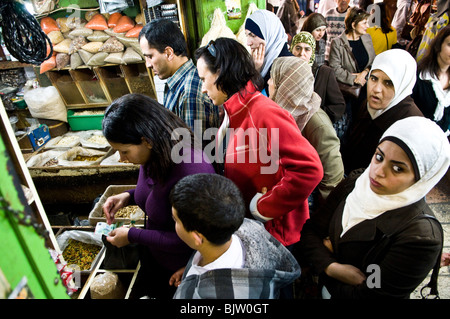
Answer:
[
  {"left": 138, "top": 19, "right": 187, "bottom": 57},
  {"left": 418, "top": 25, "right": 450, "bottom": 81},
  {"left": 170, "top": 173, "right": 245, "bottom": 245},
  {"left": 102, "top": 93, "right": 197, "bottom": 184},
  {"left": 194, "top": 37, "right": 264, "bottom": 97}
]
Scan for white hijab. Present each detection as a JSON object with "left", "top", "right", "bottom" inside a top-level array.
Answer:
[
  {"left": 419, "top": 71, "right": 450, "bottom": 122},
  {"left": 341, "top": 116, "right": 450, "bottom": 237},
  {"left": 367, "top": 49, "right": 417, "bottom": 119},
  {"left": 246, "top": 10, "right": 288, "bottom": 78}
]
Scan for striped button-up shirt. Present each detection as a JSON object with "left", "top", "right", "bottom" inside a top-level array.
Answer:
[{"left": 164, "top": 59, "right": 219, "bottom": 137}]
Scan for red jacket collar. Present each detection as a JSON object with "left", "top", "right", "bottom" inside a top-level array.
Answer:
[{"left": 223, "top": 80, "right": 262, "bottom": 114}]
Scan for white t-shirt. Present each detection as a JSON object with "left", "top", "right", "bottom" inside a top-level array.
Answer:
[{"left": 185, "top": 235, "right": 245, "bottom": 278}]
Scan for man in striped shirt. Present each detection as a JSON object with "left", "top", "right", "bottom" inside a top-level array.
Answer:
[
  {"left": 324, "top": 0, "right": 351, "bottom": 61},
  {"left": 139, "top": 19, "right": 219, "bottom": 141}
]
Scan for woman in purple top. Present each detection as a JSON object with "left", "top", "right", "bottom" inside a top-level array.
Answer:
[{"left": 102, "top": 93, "right": 215, "bottom": 299}]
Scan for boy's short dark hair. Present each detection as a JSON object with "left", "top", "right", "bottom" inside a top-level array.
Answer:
[
  {"left": 170, "top": 174, "right": 245, "bottom": 245},
  {"left": 139, "top": 19, "right": 188, "bottom": 57}
]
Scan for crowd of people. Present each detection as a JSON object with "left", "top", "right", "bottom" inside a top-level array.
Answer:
[{"left": 100, "top": 0, "right": 450, "bottom": 300}]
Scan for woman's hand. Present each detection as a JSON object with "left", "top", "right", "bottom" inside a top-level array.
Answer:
[
  {"left": 251, "top": 43, "right": 265, "bottom": 72},
  {"left": 102, "top": 192, "right": 130, "bottom": 225},
  {"left": 325, "top": 262, "right": 367, "bottom": 285},
  {"left": 106, "top": 227, "right": 130, "bottom": 248},
  {"left": 169, "top": 267, "right": 186, "bottom": 287},
  {"left": 323, "top": 237, "right": 334, "bottom": 253},
  {"left": 353, "top": 69, "right": 369, "bottom": 86}
]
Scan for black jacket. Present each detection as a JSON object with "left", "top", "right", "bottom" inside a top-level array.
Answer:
[{"left": 300, "top": 170, "right": 443, "bottom": 299}]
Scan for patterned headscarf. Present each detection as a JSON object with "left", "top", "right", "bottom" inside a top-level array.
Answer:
[
  {"left": 290, "top": 31, "right": 316, "bottom": 66},
  {"left": 270, "top": 56, "right": 321, "bottom": 131}
]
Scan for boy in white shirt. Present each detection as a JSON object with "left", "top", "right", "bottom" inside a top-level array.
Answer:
[{"left": 169, "top": 173, "right": 300, "bottom": 299}]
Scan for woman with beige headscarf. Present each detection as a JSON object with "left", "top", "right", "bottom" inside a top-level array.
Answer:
[
  {"left": 268, "top": 56, "right": 321, "bottom": 131},
  {"left": 290, "top": 32, "right": 346, "bottom": 129},
  {"left": 268, "top": 56, "right": 344, "bottom": 208}
]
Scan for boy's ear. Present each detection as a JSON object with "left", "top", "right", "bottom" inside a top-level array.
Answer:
[{"left": 192, "top": 231, "right": 204, "bottom": 247}]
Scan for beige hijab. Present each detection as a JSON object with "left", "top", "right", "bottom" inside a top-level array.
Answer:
[{"left": 270, "top": 56, "right": 321, "bottom": 131}]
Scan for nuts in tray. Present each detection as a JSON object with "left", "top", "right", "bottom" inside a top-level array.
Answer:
[
  {"left": 62, "top": 239, "right": 102, "bottom": 271},
  {"left": 102, "top": 205, "right": 139, "bottom": 218},
  {"left": 56, "top": 135, "right": 79, "bottom": 146},
  {"left": 73, "top": 155, "right": 103, "bottom": 161},
  {"left": 87, "top": 135, "right": 108, "bottom": 145},
  {"left": 43, "top": 157, "right": 59, "bottom": 167}
]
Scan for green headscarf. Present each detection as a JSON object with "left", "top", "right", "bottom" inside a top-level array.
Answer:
[{"left": 290, "top": 31, "right": 316, "bottom": 66}]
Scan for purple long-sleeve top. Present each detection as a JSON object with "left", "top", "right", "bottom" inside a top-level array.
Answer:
[{"left": 127, "top": 148, "right": 215, "bottom": 272}]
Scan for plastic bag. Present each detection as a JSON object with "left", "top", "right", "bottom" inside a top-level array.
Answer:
[
  {"left": 69, "top": 36, "right": 88, "bottom": 54},
  {"left": 85, "top": 14, "right": 109, "bottom": 30},
  {"left": 53, "top": 38, "right": 72, "bottom": 54},
  {"left": 32, "top": 0, "right": 56, "bottom": 15},
  {"left": 87, "top": 52, "right": 109, "bottom": 66},
  {"left": 79, "top": 130, "right": 110, "bottom": 149},
  {"left": 40, "top": 17, "right": 60, "bottom": 34},
  {"left": 85, "top": 10, "right": 100, "bottom": 22},
  {"left": 69, "top": 27, "right": 93, "bottom": 37},
  {"left": 122, "top": 47, "right": 142, "bottom": 63},
  {"left": 39, "top": 56, "right": 56, "bottom": 74},
  {"left": 104, "top": 52, "right": 124, "bottom": 64},
  {"left": 135, "top": 13, "right": 145, "bottom": 25},
  {"left": 108, "top": 12, "right": 122, "bottom": 28},
  {"left": 77, "top": 49, "right": 94, "bottom": 65},
  {"left": 56, "top": 230, "right": 103, "bottom": 252},
  {"left": 90, "top": 271, "right": 125, "bottom": 299},
  {"left": 99, "top": 36, "right": 124, "bottom": 52},
  {"left": 26, "top": 150, "right": 65, "bottom": 167},
  {"left": 201, "top": 8, "right": 236, "bottom": 46},
  {"left": 101, "top": 235, "right": 140, "bottom": 270},
  {"left": 87, "top": 30, "right": 110, "bottom": 42},
  {"left": 24, "top": 86, "right": 67, "bottom": 122},
  {"left": 113, "top": 15, "right": 135, "bottom": 33},
  {"left": 56, "top": 17, "right": 71, "bottom": 33},
  {"left": 81, "top": 41, "right": 103, "bottom": 53},
  {"left": 47, "top": 30, "right": 65, "bottom": 45},
  {"left": 70, "top": 52, "right": 84, "bottom": 69},
  {"left": 56, "top": 53, "right": 70, "bottom": 69},
  {"left": 125, "top": 24, "right": 143, "bottom": 38},
  {"left": 57, "top": 146, "right": 107, "bottom": 166}
]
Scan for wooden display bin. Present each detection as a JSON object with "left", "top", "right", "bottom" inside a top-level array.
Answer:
[
  {"left": 45, "top": 62, "right": 157, "bottom": 110},
  {"left": 95, "top": 66, "right": 130, "bottom": 101},
  {"left": 46, "top": 70, "right": 85, "bottom": 106},
  {"left": 70, "top": 69, "right": 109, "bottom": 106},
  {"left": 121, "top": 63, "right": 156, "bottom": 97}
]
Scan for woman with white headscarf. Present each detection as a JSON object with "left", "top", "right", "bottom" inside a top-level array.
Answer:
[
  {"left": 341, "top": 49, "right": 424, "bottom": 175},
  {"left": 245, "top": 9, "right": 293, "bottom": 94},
  {"left": 300, "top": 116, "right": 450, "bottom": 299}
]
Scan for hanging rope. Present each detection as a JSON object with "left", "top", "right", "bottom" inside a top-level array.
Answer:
[{"left": 0, "top": 0, "right": 52, "bottom": 65}]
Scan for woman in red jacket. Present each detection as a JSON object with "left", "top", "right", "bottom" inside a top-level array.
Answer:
[{"left": 195, "top": 38, "right": 323, "bottom": 250}]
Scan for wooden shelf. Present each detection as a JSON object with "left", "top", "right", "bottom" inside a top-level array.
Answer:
[{"left": 0, "top": 61, "right": 34, "bottom": 70}]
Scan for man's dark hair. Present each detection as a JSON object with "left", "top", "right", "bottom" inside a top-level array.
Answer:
[
  {"left": 170, "top": 174, "right": 245, "bottom": 245},
  {"left": 139, "top": 19, "right": 188, "bottom": 56}
]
